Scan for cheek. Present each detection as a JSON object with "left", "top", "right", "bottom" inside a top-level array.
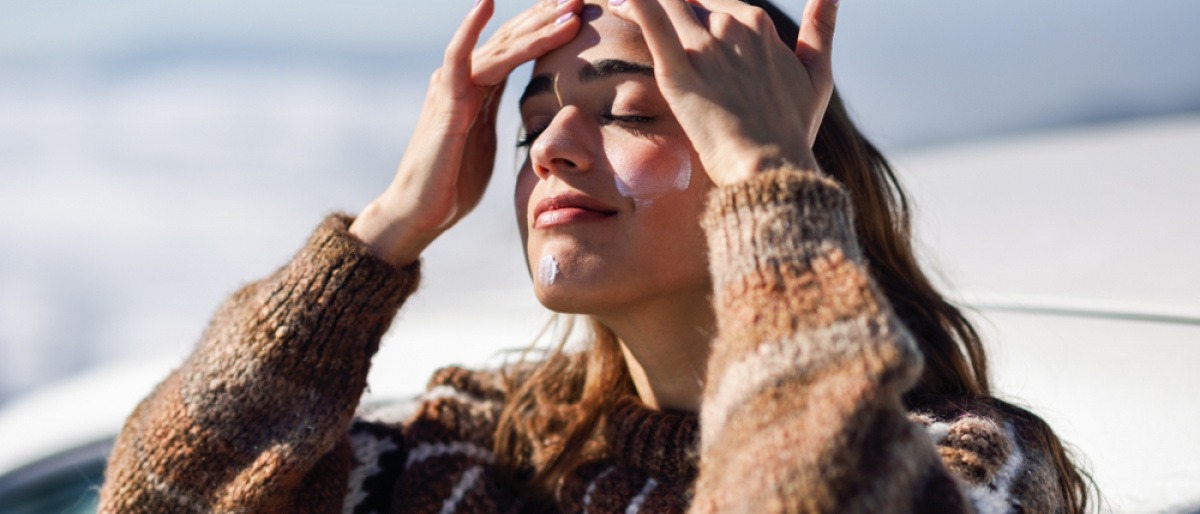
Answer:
[
  {"left": 605, "top": 137, "right": 693, "bottom": 203},
  {"left": 514, "top": 161, "right": 537, "bottom": 240}
]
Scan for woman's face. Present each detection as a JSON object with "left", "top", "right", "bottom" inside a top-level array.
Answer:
[{"left": 515, "top": 3, "right": 714, "bottom": 316}]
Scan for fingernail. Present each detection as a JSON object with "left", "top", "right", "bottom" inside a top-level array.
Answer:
[
  {"left": 609, "top": 0, "right": 627, "bottom": 6},
  {"left": 557, "top": 0, "right": 569, "bottom": 5},
  {"left": 555, "top": 12, "right": 574, "bottom": 24}
]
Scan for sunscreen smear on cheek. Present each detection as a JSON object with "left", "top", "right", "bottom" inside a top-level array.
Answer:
[
  {"left": 538, "top": 254, "right": 560, "bottom": 286},
  {"left": 609, "top": 146, "right": 692, "bottom": 204},
  {"left": 673, "top": 154, "right": 691, "bottom": 190}
]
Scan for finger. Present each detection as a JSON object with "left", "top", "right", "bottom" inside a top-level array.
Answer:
[
  {"left": 457, "top": 81, "right": 506, "bottom": 218},
  {"left": 795, "top": 0, "right": 838, "bottom": 79},
  {"left": 444, "top": 0, "right": 496, "bottom": 87},
  {"left": 687, "top": 0, "right": 771, "bottom": 33},
  {"left": 484, "top": 80, "right": 506, "bottom": 125},
  {"left": 469, "top": 81, "right": 506, "bottom": 141},
  {"left": 464, "top": 82, "right": 506, "bottom": 176},
  {"left": 471, "top": 0, "right": 584, "bottom": 86},
  {"left": 607, "top": 0, "right": 703, "bottom": 75}
]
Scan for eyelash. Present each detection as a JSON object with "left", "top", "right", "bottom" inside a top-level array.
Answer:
[
  {"left": 515, "top": 128, "right": 544, "bottom": 149},
  {"left": 516, "top": 113, "right": 657, "bottom": 148}
]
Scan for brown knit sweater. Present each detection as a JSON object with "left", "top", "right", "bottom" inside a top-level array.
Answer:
[{"left": 99, "top": 169, "right": 1065, "bottom": 513}]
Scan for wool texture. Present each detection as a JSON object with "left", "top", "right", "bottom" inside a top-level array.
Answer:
[{"left": 99, "top": 170, "right": 1066, "bottom": 513}]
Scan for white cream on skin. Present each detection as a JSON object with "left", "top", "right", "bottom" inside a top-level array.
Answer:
[
  {"left": 608, "top": 146, "right": 691, "bottom": 206},
  {"left": 538, "top": 254, "right": 560, "bottom": 286}
]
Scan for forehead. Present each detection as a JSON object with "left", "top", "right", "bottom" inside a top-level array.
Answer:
[{"left": 531, "top": 3, "right": 650, "bottom": 76}]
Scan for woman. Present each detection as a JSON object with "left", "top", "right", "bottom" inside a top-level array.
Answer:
[{"left": 99, "top": 0, "right": 1090, "bottom": 512}]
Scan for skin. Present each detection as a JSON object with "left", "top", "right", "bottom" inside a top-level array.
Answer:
[
  {"left": 515, "top": 5, "right": 716, "bottom": 410},
  {"left": 350, "top": 0, "right": 839, "bottom": 412}
]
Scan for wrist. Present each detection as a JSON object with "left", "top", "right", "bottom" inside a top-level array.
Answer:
[
  {"left": 748, "top": 148, "right": 821, "bottom": 176},
  {"left": 349, "top": 200, "right": 434, "bottom": 268},
  {"left": 716, "top": 146, "right": 822, "bottom": 185}
]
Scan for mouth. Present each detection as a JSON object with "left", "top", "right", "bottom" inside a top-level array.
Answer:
[{"left": 533, "top": 192, "right": 618, "bottom": 229}]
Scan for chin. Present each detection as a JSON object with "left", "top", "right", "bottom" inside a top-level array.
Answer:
[
  {"left": 525, "top": 242, "right": 619, "bottom": 314},
  {"left": 532, "top": 282, "right": 605, "bottom": 315}
]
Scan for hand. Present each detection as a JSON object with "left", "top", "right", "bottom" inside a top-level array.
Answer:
[
  {"left": 608, "top": 0, "right": 838, "bottom": 185},
  {"left": 351, "top": 0, "right": 584, "bottom": 267}
]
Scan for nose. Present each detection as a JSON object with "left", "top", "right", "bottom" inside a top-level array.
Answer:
[{"left": 529, "top": 107, "right": 594, "bottom": 180}]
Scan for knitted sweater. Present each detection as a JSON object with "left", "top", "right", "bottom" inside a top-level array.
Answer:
[{"left": 99, "top": 169, "right": 1065, "bottom": 514}]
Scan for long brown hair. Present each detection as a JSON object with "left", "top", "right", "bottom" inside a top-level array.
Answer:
[{"left": 494, "top": 2, "right": 1093, "bottom": 511}]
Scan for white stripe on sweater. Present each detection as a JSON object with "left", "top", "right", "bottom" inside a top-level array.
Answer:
[
  {"left": 342, "top": 429, "right": 399, "bottom": 514},
  {"left": 923, "top": 421, "right": 952, "bottom": 446},
  {"left": 424, "top": 385, "right": 500, "bottom": 407},
  {"left": 965, "top": 423, "right": 1025, "bottom": 514},
  {"left": 582, "top": 466, "right": 617, "bottom": 514},
  {"left": 357, "top": 397, "right": 422, "bottom": 426},
  {"left": 405, "top": 441, "right": 495, "bottom": 469},
  {"left": 359, "top": 385, "right": 499, "bottom": 425},
  {"left": 437, "top": 465, "right": 484, "bottom": 514},
  {"left": 625, "top": 478, "right": 659, "bottom": 514}
]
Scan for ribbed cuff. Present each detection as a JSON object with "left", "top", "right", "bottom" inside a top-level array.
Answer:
[
  {"left": 279, "top": 213, "right": 421, "bottom": 358},
  {"left": 303, "top": 212, "right": 422, "bottom": 303},
  {"left": 701, "top": 169, "right": 860, "bottom": 288}
]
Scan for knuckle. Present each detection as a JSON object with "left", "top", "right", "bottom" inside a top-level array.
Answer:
[
  {"left": 481, "top": 44, "right": 505, "bottom": 64},
  {"left": 529, "top": 22, "right": 572, "bottom": 54},
  {"left": 819, "top": 17, "right": 837, "bottom": 38},
  {"left": 443, "top": 45, "right": 459, "bottom": 64},
  {"left": 746, "top": 8, "right": 772, "bottom": 31},
  {"left": 807, "top": 12, "right": 836, "bottom": 39},
  {"left": 709, "top": 13, "right": 736, "bottom": 38}
]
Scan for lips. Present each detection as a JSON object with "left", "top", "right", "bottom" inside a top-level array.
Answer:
[{"left": 533, "top": 192, "right": 618, "bottom": 229}]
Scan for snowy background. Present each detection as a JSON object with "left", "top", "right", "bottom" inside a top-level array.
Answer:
[{"left": 2, "top": 1, "right": 1200, "bottom": 508}]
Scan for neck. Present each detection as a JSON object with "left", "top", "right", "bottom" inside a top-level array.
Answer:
[{"left": 596, "top": 291, "right": 714, "bottom": 413}]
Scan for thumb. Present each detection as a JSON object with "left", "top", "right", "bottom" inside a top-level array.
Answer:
[{"left": 794, "top": 0, "right": 838, "bottom": 83}]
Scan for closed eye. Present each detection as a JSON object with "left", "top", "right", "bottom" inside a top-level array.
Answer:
[
  {"left": 602, "top": 113, "right": 657, "bottom": 138},
  {"left": 516, "top": 114, "right": 658, "bottom": 148},
  {"left": 516, "top": 126, "right": 546, "bottom": 148},
  {"left": 603, "top": 113, "right": 656, "bottom": 125}
]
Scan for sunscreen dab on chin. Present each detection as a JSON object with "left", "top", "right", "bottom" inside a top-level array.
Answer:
[{"left": 538, "top": 254, "right": 560, "bottom": 286}]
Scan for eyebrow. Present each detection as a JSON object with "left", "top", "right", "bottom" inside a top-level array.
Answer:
[
  {"left": 519, "top": 59, "right": 654, "bottom": 107},
  {"left": 579, "top": 58, "right": 654, "bottom": 82}
]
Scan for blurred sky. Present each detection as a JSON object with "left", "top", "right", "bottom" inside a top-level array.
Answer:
[
  {"left": 1, "top": 0, "right": 1199, "bottom": 403},
  {"left": 5, "top": 1, "right": 1199, "bottom": 146}
]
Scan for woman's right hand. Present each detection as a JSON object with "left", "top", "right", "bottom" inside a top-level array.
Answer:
[{"left": 351, "top": 0, "right": 583, "bottom": 267}]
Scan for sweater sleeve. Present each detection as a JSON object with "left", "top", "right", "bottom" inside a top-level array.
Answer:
[
  {"left": 99, "top": 214, "right": 421, "bottom": 514},
  {"left": 690, "top": 169, "right": 1058, "bottom": 513}
]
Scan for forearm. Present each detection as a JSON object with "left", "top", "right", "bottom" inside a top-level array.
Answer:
[
  {"left": 100, "top": 214, "right": 420, "bottom": 513},
  {"left": 350, "top": 198, "right": 434, "bottom": 268},
  {"left": 692, "top": 169, "right": 967, "bottom": 513}
]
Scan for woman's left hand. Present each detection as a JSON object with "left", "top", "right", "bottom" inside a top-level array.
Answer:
[{"left": 608, "top": 0, "right": 838, "bottom": 186}]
